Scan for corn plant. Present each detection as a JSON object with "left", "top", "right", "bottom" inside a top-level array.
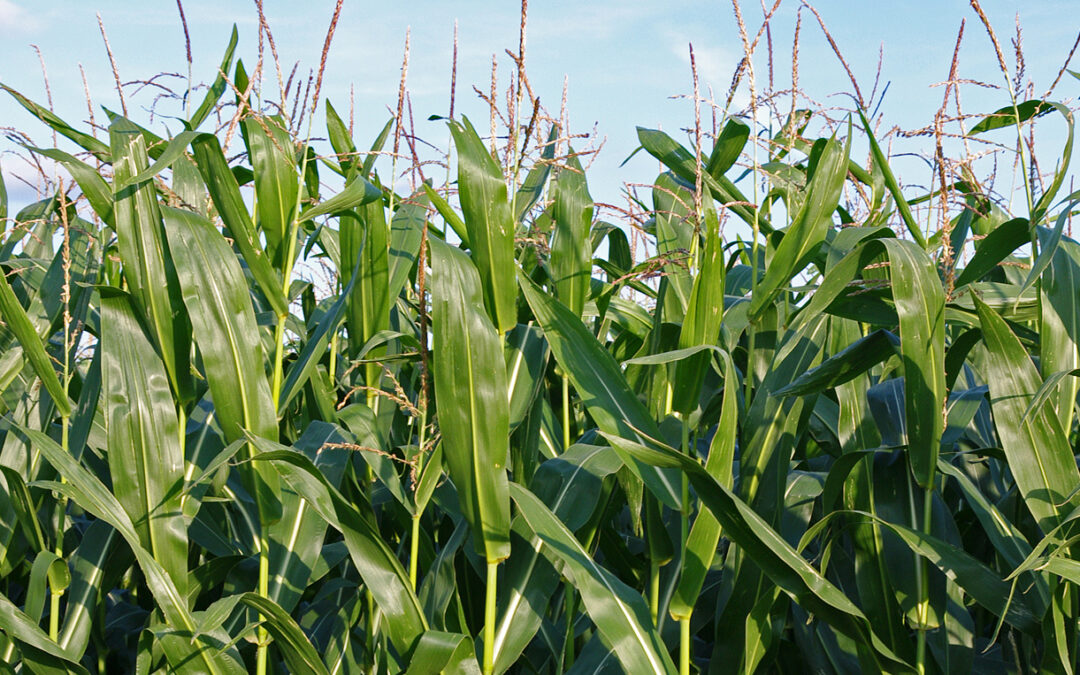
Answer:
[{"left": 0, "top": 4, "right": 1079, "bottom": 674}]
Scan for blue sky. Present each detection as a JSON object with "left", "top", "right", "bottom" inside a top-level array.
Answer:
[{"left": 1, "top": 0, "right": 1077, "bottom": 218}]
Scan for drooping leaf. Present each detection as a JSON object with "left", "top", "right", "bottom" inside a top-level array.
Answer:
[
  {"left": 2, "top": 84, "right": 110, "bottom": 160},
  {"left": 510, "top": 483, "right": 678, "bottom": 674},
  {"left": 607, "top": 435, "right": 914, "bottom": 673},
  {"left": 518, "top": 269, "right": 682, "bottom": 509},
  {"left": 0, "top": 259, "right": 70, "bottom": 417},
  {"left": 250, "top": 445, "right": 427, "bottom": 655}
]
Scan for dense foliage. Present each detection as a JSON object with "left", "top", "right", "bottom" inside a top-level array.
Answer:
[{"left": 0, "top": 7, "right": 1078, "bottom": 674}]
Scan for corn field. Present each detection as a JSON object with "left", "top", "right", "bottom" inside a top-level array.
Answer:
[{"left": 0, "top": 2, "right": 1079, "bottom": 673}]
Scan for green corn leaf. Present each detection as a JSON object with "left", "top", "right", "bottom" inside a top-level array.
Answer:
[
  {"left": 621, "top": 344, "right": 719, "bottom": 366},
  {"left": 549, "top": 152, "right": 594, "bottom": 318},
  {"left": 406, "top": 631, "right": 480, "bottom": 675},
  {"left": 187, "top": 26, "right": 238, "bottom": 131},
  {"left": 26, "top": 430, "right": 235, "bottom": 675},
  {"left": 1037, "top": 226, "right": 1080, "bottom": 431},
  {"left": 797, "top": 238, "right": 945, "bottom": 488},
  {"left": 968, "top": 99, "right": 1054, "bottom": 135},
  {"left": 748, "top": 128, "right": 851, "bottom": 321},
  {"left": 739, "top": 315, "right": 828, "bottom": 519},
  {"left": 2, "top": 84, "right": 110, "bottom": 160},
  {"left": 25, "top": 550, "right": 70, "bottom": 624},
  {"left": 0, "top": 467, "right": 47, "bottom": 553},
  {"left": 448, "top": 117, "right": 517, "bottom": 333},
  {"left": 1031, "top": 104, "right": 1073, "bottom": 224},
  {"left": 636, "top": 126, "right": 767, "bottom": 234},
  {"left": 430, "top": 236, "right": 512, "bottom": 563},
  {"left": 0, "top": 259, "right": 71, "bottom": 417},
  {"left": 670, "top": 351, "right": 738, "bottom": 619},
  {"left": 250, "top": 445, "right": 427, "bottom": 655},
  {"left": 387, "top": 189, "right": 430, "bottom": 302},
  {"left": 297, "top": 176, "right": 382, "bottom": 222},
  {"left": 23, "top": 147, "right": 113, "bottom": 226},
  {"left": 518, "top": 269, "right": 682, "bottom": 509},
  {"left": 341, "top": 197, "right": 389, "bottom": 395},
  {"left": 58, "top": 521, "right": 116, "bottom": 657},
  {"left": 491, "top": 445, "right": 621, "bottom": 672},
  {"left": 265, "top": 426, "right": 351, "bottom": 614},
  {"left": 110, "top": 117, "right": 194, "bottom": 404},
  {"left": 325, "top": 100, "right": 358, "bottom": 179},
  {"left": 707, "top": 118, "right": 751, "bottom": 178},
  {"left": 974, "top": 295, "right": 1080, "bottom": 533},
  {"left": 953, "top": 217, "right": 1029, "bottom": 288},
  {"left": 1015, "top": 205, "right": 1075, "bottom": 304},
  {"left": 936, "top": 460, "right": 1049, "bottom": 612},
  {"left": 606, "top": 435, "right": 914, "bottom": 673},
  {"left": 100, "top": 292, "right": 188, "bottom": 597},
  {"left": 337, "top": 405, "right": 413, "bottom": 514},
  {"left": 0, "top": 592, "right": 88, "bottom": 675},
  {"left": 243, "top": 115, "right": 299, "bottom": 269},
  {"left": 424, "top": 182, "right": 470, "bottom": 247},
  {"left": 505, "top": 323, "right": 548, "bottom": 432},
  {"left": 190, "top": 132, "right": 288, "bottom": 317},
  {"left": 513, "top": 124, "right": 557, "bottom": 224},
  {"left": 162, "top": 206, "right": 281, "bottom": 526},
  {"left": 672, "top": 207, "right": 725, "bottom": 415},
  {"left": 237, "top": 593, "right": 330, "bottom": 675},
  {"left": 652, "top": 173, "right": 694, "bottom": 318},
  {"left": 162, "top": 206, "right": 276, "bottom": 442},
  {"left": 775, "top": 329, "right": 899, "bottom": 398},
  {"left": 279, "top": 268, "right": 355, "bottom": 411},
  {"left": 845, "top": 511, "right": 1042, "bottom": 635},
  {"left": 857, "top": 108, "right": 925, "bottom": 248},
  {"left": 116, "top": 131, "right": 199, "bottom": 188},
  {"left": 510, "top": 483, "right": 678, "bottom": 674},
  {"left": 362, "top": 117, "right": 394, "bottom": 179}
]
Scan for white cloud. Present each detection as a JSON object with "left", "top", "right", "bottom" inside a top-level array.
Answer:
[
  {"left": 669, "top": 40, "right": 752, "bottom": 112},
  {"left": 0, "top": 0, "right": 40, "bottom": 33}
]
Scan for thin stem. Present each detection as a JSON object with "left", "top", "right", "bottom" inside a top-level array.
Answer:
[
  {"left": 260, "top": 99, "right": 319, "bottom": 675},
  {"left": 680, "top": 417, "right": 690, "bottom": 551},
  {"left": 561, "top": 374, "right": 571, "bottom": 451},
  {"left": 52, "top": 187, "right": 73, "bottom": 644},
  {"left": 270, "top": 316, "right": 287, "bottom": 411},
  {"left": 409, "top": 514, "right": 421, "bottom": 590},
  {"left": 256, "top": 540, "right": 270, "bottom": 675},
  {"left": 649, "top": 558, "right": 661, "bottom": 626},
  {"left": 328, "top": 323, "right": 339, "bottom": 382},
  {"left": 408, "top": 516, "right": 421, "bottom": 587},
  {"left": 680, "top": 617, "right": 691, "bottom": 675},
  {"left": 914, "top": 485, "right": 934, "bottom": 675},
  {"left": 49, "top": 417, "right": 68, "bottom": 643},
  {"left": 563, "top": 583, "right": 576, "bottom": 670},
  {"left": 409, "top": 408, "right": 428, "bottom": 590},
  {"left": 484, "top": 561, "right": 498, "bottom": 675}
]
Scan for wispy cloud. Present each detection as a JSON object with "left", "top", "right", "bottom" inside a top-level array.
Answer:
[
  {"left": 0, "top": 0, "right": 40, "bottom": 33},
  {"left": 669, "top": 40, "right": 751, "bottom": 111}
]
